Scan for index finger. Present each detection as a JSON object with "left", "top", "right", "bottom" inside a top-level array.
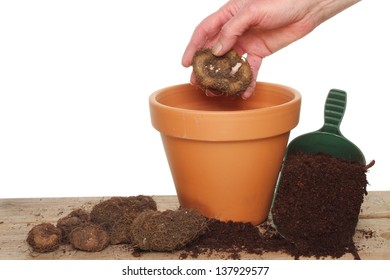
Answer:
[{"left": 182, "top": 13, "right": 227, "bottom": 67}]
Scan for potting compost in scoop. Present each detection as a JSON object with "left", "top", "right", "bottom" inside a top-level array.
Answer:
[{"left": 272, "top": 151, "right": 374, "bottom": 258}]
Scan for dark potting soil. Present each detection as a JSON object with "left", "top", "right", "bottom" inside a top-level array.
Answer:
[
  {"left": 271, "top": 152, "right": 374, "bottom": 259},
  {"left": 179, "top": 219, "right": 297, "bottom": 260}
]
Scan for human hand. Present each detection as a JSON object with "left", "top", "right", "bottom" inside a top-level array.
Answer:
[{"left": 182, "top": 0, "right": 360, "bottom": 99}]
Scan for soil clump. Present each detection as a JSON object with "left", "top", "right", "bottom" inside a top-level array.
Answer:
[{"left": 180, "top": 219, "right": 296, "bottom": 260}]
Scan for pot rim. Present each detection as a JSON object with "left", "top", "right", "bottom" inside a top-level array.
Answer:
[{"left": 149, "top": 82, "right": 301, "bottom": 141}]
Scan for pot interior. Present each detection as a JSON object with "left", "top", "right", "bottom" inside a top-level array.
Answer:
[{"left": 156, "top": 85, "right": 295, "bottom": 112}]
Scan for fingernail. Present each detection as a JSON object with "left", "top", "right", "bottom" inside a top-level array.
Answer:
[
  {"left": 241, "top": 91, "right": 252, "bottom": 100},
  {"left": 205, "top": 89, "right": 223, "bottom": 97},
  {"left": 212, "top": 42, "right": 222, "bottom": 56}
]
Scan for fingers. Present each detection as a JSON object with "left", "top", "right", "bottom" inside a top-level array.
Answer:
[
  {"left": 182, "top": 13, "right": 227, "bottom": 67},
  {"left": 212, "top": 7, "right": 255, "bottom": 56},
  {"left": 241, "top": 80, "right": 257, "bottom": 100},
  {"left": 189, "top": 71, "right": 197, "bottom": 85},
  {"left": 182, "top": 1, "right": 263, "bottom": 99},
  {"left": 181, "top": 25, "right": 209, "bottom": 67},
  {"left": 241, "top": 53, "right": 262, "bottom": 100}
]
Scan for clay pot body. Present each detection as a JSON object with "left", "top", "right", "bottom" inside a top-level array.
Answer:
[{"left": 149, "top": 82, "right": 301, "bottom": 225}]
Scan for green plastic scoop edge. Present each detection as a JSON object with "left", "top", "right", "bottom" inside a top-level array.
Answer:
[{"left": 285, "top": 88, "right": 366, "bottom": 165}]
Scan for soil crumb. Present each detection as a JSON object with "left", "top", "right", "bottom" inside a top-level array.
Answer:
[{"left": 356, "top": 229, "right": 377, "bottom": 239}]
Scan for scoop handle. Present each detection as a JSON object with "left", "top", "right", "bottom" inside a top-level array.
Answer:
[{"left": 319, "top": 89, "right": 347, "bottom": 136}]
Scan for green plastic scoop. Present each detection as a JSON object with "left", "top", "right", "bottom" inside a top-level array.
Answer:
[{"left": 285, "top": 88, "right": 365, "bottom": 164}]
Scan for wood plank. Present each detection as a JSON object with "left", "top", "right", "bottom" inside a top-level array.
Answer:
[{"left": 0, "top": 192, "right": 389, "bottom": 260}]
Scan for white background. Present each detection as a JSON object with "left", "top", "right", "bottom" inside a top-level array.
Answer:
[{"left": 1, "top": 0, "right": 389, "bottom": 198}]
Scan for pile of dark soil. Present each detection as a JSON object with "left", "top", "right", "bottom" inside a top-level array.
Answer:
[
  {"left": 271, "top": 152, "right": 374, "bottom": 259},
  {"left": 179, "top": 219, "right": 376, "bottom": 260},
  {"left": 180, "top": 219, "right": 296, "bottom": 260}
]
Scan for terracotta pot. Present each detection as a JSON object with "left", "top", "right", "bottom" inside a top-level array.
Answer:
[{"left": 149, "top": 82, "right": 301, "bottom": 225}]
